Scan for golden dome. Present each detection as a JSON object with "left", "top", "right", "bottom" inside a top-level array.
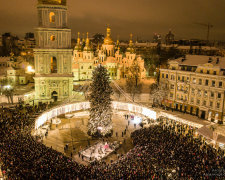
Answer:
[
  {"left": 103, "top": 27, "right": 114, "bottom": 45},
  {"left": 83, "top": 32, "right": 92, "bottom": 52},
  {"left": 74, "top": 32, "right": 82, "bottom": 51},
  {"left": 127, "top": 33, "right": 135, "bottom": 53}
]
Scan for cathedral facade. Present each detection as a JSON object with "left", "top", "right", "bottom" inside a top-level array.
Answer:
[
  {"left": 72, "top": 27, "right": 146, "bottom": 81},
  {"left": 34, "top": 0, "right": 73, "bottom": 103}
]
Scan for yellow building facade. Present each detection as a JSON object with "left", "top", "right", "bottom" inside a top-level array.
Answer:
[{"left": 160, "top": 55, "right": 225, "bottom": 123}]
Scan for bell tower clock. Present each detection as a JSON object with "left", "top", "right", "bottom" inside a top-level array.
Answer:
[{"left": 34, "top": 0, "right": 73, "bottom": 103}]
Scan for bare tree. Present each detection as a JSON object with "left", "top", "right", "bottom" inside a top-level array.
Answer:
[
  {"left": 128, "top": 59, "right": 141, "bottom": 87},
  {"left": 126, "top": 60, "right": 143, "bottom": 102},
  {"left": 126, "top": 77, "right": 142, "bottom": 102},
  {"left": 149, "top": 81, "right": 169, "bottom": 107}
]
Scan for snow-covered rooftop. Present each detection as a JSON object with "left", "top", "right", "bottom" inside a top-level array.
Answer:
[{"left": 169, "top": 55, "right": 225, "bottom": 68}]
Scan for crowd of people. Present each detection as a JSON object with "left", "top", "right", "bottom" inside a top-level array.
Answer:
[{"left": 0, "top": 104, "right": 225, "bottom": 179}]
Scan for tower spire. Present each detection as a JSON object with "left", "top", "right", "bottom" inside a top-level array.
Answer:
[
  {"left": 86, "top": 32, "right": 90, "bottom": 46},
  {"left": 77, "top": 32, "right": 80, "bottom": 45},
  {"left": 106, "top": 25, "right": 111, "bottom": 38},
  {"left": 129, "top": 33, "right": 133, "bottom": 47},
  {"left": 126, "top": 33, "right": 135, "bottom": 53},
  {"left": 82, "top": 33, "right": 85, "bottom": 43},
  {"left": 103, "top": 25, "right": 113, "bottom": 45}
]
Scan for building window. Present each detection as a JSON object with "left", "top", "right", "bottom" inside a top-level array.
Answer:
[
  {"left": 219, "top": 81, "right": 222, "bottom": 88},
  {"left": 81, "top": 66, "right": 83, "bottom": 69},
  {"left": 182, "top": 76, "right": 184, "bottom": 82},
  {"left": 162, "top": 73, "right": 164, "bottom": 78},
  {"left": 203, "top": 101, "right": 206, "bottom": 106},
  {"left": 166, "top": 74, "right": 168, "bottom": 79},
  {"left": 200, "top": 69, "right": 203, "bottom": 73},
  {"left": 170, "top": 84, "right": 174, "bottom": 89},
  {"left": 211, "top": 92, "right": 214, "bottom": 98},
  {"left": 193, "top": 78, "right": 196, "bottom": 84},
  {"left": 178, "top": 76, "right": 180, "bottom": 80},
  {"left": 213, "top": 71, "right": 217, "bottom": 75},
  {"left": 197, "top": 99, "right": 200, "bottom": 105},
  {"left": 207, "top": 70, "right": 210, "bottom": 74},
  {"left": 205, "top": 79, "right": 208, "bottom": 86},
  {"left": 210, "top": 101, "right": 213, "bottom": 107},
  {"left": 51, "top": 57, "right": 57, "bottom": 73},
  {"left": 199, "top": 79, "right": 202, "bottom": 85},
  {"left": 217, "top": 103, "right": 220, "bottom": 109},
  {"left": 218, "top": 93, "right": 221, "bottom": 99},
  {"left": 49, "top": 12, "right": 55, "bottom": 23},
  {"left": 198, "top": 89, "right": 201, "bottom": 96},
  {"left": 50, "top": 35, "right": 55, "bottom": 41},
  {"left": 204, "top": 91, "right": 207, "bottom": 97},
  {"left": 212, "top": 81, "right": 215, "bottom": 87},
  {"left": 181, "top": 95, "right": 183, "bottom": 100}
]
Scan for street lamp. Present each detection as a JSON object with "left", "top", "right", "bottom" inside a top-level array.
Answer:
[{"left": 27, "top": 65, "right": 35, "bottom": 73}]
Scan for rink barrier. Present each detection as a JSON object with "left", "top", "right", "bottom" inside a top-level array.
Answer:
[{"left": 35, "top": 101, "right": 157, "bottom": 129}]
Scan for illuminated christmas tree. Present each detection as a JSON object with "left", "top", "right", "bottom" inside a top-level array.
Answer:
[{"left": 88, "top": 65, "right": 113, "bottom": 137}]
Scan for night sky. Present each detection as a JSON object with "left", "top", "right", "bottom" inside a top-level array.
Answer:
[{"left": 0, "top": 0, "right": 224, "bottom": 41}]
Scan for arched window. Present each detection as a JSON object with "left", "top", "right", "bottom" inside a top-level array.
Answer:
[
  {"left": 51, "top": 57, "right": 57, "bottom": 73},
  {"left": 49, "top": 12, "right": 55, "bottom": 23}
]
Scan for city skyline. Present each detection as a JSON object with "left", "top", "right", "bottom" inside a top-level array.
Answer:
[{"left": 0, "top": 0, "right": 225, "bottom": 41}]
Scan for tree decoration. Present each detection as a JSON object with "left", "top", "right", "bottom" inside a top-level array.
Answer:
[{"left": 88, "top": 65, "right": 113, "bottom": 137}]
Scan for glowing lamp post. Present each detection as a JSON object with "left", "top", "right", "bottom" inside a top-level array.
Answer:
[{"left": 27, "top": 66, "right": 35, "bottom": 73}]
